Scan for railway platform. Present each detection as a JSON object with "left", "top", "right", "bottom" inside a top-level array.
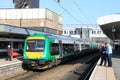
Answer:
[
  {"left": 89, "top": 59, "right": 116, "bottom": 80},
  {"left": 0, "top": 57, "right": 22, "bottom": 67},
  {"left": 0, "top": 57, "right": 22, "bottom": 73},
  {"left": 0, "top": 57, "right": 26, "bottom": 80},
  {"left": 89, "top": 50, "right": 120, "bottom": 80}
]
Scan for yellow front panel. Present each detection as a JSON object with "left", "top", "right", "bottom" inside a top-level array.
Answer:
[
  {"left": 26, "top": 52, "right": 44, "bottom": 59},
  {"left": 27, "top": 37, "right": 45, "bottom": 40}
]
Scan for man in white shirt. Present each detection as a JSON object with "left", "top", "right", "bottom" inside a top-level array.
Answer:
[{"left": 105, "top": 42, "right": 112, "bottom": 67}]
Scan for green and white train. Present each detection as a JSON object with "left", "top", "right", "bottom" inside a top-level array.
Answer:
[{"left": 22, "top": 33, "right": 100, "bottom": 70}]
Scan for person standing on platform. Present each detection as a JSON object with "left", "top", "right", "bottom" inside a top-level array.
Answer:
[
  {"left": 6, "top": 45, "right": 12, "bottom": 61},
  {"left": 105, "top": 42, "right": 113, "bottom": 67},
  {"left": 99, "top": 44, "right": 107, "bottom": 66}
]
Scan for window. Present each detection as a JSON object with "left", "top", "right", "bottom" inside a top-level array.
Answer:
[
  {"left": 50, "top": 43, "right": 59, "bottom": 55},
  {"left": 13, "top": 42, "right": 23, "bottom": 49},
  {"left": 70, "top": 31, "right": 73, "bottom": 34},
  {"left": 63, "top": 44, "right": 74, "bottom": 54},
  {"left": 74, "top": 31, "right": 76, "bottom": 34},
  {"left": 27, "top": 40, "right": 45, "bottom": 52},
  {"left": 64, "top": 31, "right": 66, "bottom": 34},
  {"left": 92, "top": 31, "right": 96, "bottom": 34},
  {"left": 97, "top": 31, "right": 101, "bottom": 34}
]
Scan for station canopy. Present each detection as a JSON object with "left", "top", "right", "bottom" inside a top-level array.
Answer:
[{"left": 97, "top": 14, "right": 120, "bottom": 40}]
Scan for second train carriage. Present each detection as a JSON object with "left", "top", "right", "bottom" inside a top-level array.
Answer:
[{"left": 22, "top": 33, "right": 99, "bottom": 70}]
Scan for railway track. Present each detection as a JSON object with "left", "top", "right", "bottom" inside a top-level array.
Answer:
[
  {"left": 5, "top": 71, "right": 31, "bottom": 80},
  {"left": 5, "top": 71, "right": 43, "bottom": 80},
  {"left": 5, "top": 53, "right": 99, "bottom": 80},
  {"left": 79, "top": 55, "right": 99, "bottom": 80},
  {"left": 61, "top": 53, "right": 99, "bottom": 80}
]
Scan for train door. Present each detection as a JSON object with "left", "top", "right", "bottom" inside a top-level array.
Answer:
[{"left": 58, "top": 40, "right": 63, "bottom": 58}]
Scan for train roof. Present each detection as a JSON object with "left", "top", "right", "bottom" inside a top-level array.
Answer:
[
  {"left": 29, "top": 33, "right": 90, "bottom": 43},
  {"left": 46, "top": 34, "right": 77, "bottom": 41}
]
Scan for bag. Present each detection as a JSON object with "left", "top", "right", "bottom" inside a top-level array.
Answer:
[{"left": 102, "top": 51, "right": 106, "bottom": 54}]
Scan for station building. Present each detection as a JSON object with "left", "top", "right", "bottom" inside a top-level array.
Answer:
[
  {"left": 62, "top": 27, "right": 111, "bottom": 43},
  {"left": 0, "top": 8, "right": 62, "bottom": 35}
]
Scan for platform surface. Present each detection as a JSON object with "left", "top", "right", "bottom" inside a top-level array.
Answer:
[
  {"left": 89, "top": 59, "right": 116, "bottom": 80},
  {"left": 112, "top": 53, "right": 120, "bottom": 80},
  {"left": 0, "top": 57, "right": 22, "bottom": 67}
]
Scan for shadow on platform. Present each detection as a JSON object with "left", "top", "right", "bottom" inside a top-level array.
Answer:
[{"left": 112, "top": 50, "right": 120, "bottom": 59}]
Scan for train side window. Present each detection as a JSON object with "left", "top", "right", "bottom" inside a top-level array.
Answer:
[
  {"left": 50, "top": 43, "right": 59, "bottom": 55},
  {"left": 74, "top": 44, "right": 80, "bottom": 51},
  {"left": 63, "top": 44, "right": 74, "bottom": 54}
]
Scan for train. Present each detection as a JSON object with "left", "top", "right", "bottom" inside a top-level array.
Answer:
[{"left": 22, "top": 33, "right": 101, "bottom": 70}]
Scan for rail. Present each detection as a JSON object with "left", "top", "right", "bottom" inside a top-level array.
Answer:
[{"left": 61, "top": 53, "right": 99, "bottom": 80}]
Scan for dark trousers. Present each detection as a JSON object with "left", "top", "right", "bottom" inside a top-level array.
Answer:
[
  {"left": 100, "top": 54, "right": 106, "bottom": 66},
  {"left": 6, "top": 54, "right": 12, "bottom": 61},
  {"left": 106, "top": 54, "right": 112, "bottom": 67}
]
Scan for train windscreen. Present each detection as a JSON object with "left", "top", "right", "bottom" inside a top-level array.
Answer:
[{"left": 26, "top": 40, "right": 45, "bottom": 52}]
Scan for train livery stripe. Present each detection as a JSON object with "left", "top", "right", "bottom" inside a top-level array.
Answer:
[
  {"left": 27, "top": 37, "right": 45, "bottom": 40},
  {"left": 26, "top": 52, "right": 44, "bottom": 59}
]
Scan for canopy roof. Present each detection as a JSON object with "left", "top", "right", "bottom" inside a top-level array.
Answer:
[{"left": 97, "top": 14, "right": 120, "bottom": 40}]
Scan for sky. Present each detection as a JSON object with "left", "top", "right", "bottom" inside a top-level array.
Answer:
[{"left": 0, "top": 0, "right": 120, "bottom": 28}]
